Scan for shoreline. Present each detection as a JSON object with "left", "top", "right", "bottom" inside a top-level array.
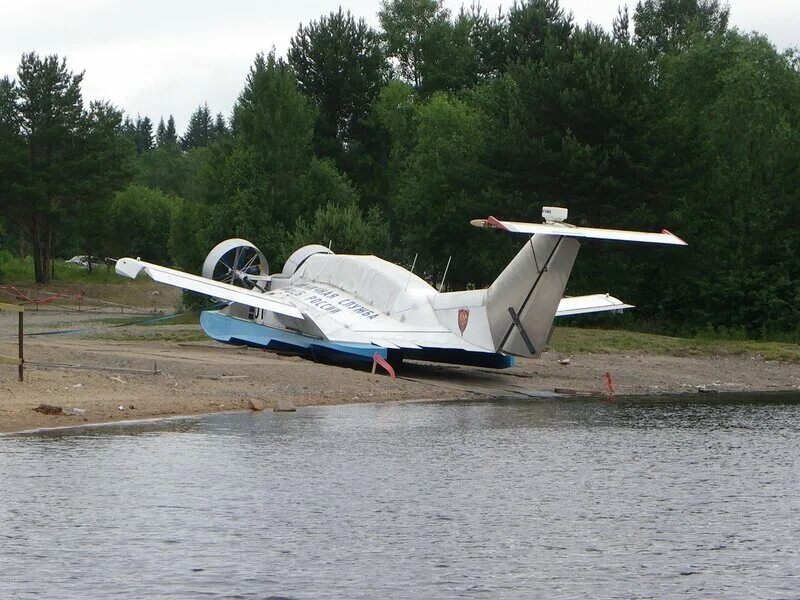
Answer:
[
  {"left": 5, "top": 388, "right": 800, "bottom": 437},
  {"left": 3, "top": 344, "right": 799, "bottom": 434},
  {"left": 2, "top": 306, "right": 799, "bottom": 434}
]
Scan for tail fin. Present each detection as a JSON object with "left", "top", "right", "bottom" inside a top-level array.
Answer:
[
  {"left": 485, "top": 235, "right": 580, "bottom": 357},
  {"left": 476, "top": 211, "right": 686, "bottom": 358}
]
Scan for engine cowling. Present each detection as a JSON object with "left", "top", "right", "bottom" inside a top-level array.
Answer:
[
  {"left": 281, "top": 244, "right": 334, "bottom": 278},
  {"left": 202, "top": 238, "right": 269, "bottom": 291}
]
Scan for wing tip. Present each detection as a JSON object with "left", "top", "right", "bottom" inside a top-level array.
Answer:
[
  {"left": 470, "top": 216, "right": 508, "bottom": 231},
  {"left": 661, "top": 229, "right": 688, "bottom": 245}
]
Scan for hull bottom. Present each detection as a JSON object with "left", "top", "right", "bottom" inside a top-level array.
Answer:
[{"left": 200, "top": 310, "right": 514, "bottom": 369}]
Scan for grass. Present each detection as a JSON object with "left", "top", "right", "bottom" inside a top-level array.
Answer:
[
  {"left": 0, "top": 254, "right": 121, "bottom": 284},
  {"left": 97, "top": 330, "right": 208, "bottom": 343},
  {"left": 1, "top": 255, "right": 182, "bottom": 308},
  {"left": 550, "top": 327, "right": 800, "bottom": 364}
]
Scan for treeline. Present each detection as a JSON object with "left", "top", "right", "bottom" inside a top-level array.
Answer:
[{"left": 1, "top": 0, "right": 799, "bottom": 338}]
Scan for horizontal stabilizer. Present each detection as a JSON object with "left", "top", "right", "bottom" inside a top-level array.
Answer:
[
  {"left": 471, "top": 216, "right": 687, "bottom": 246},
  {"left": 556, "top": 294, "right": 633, "bottom": 317},
  {"left": 115, "top": 258, "right": 304, "bottom": 320}
]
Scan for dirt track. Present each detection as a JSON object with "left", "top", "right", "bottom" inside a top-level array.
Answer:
[{"left": 2, "top": 306, "right": 799, "bottom": 433}]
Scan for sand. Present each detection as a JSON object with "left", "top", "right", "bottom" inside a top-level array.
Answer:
[{"left": 2, "top": 306, "right": 799, "bottom": 434}]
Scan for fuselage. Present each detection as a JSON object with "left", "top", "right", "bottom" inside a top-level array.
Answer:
[
  {"left": 221, "top": 253, "right": 495, "bottom": 353},
  {"left": 207, "top": 253, "right": 511, "bottom": 367}
]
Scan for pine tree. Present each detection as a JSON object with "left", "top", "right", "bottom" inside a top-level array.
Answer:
[
  {"left": 634, "top": 0, "right": 729, "bottom": 61},
  {"left": 155, "top": 117, "right": 167, "bottom": 146},
  {"left": 0, "top": 53, "right": 133, "bottom": 282},
  {"left": 181, "top": 103, "right": 213, "bottom": 150},
  {"left": 289, "top": 8, "right": 388, "bottom": 159},
  {"left": 213, "top": 112, "right": 228, "bottom": 137},
  {"left": 165, "top": 115, "right": 177, "bottom": 145},
  {"left": 134, "top": 115, "right": 153, "bottom": 154}
]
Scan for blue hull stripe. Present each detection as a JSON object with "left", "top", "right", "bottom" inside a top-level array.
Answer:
[
  {"left": 200, "top": 310, "right": 386, "bottom": 361},
  {"left": 199, "top": 310, "right": 514, "bottom": 368}
]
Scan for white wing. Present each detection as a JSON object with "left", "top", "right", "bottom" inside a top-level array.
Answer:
[
  {"left": 115, "top": 258, "right": 304, "bottom": 320},
  {"left": 556, "top": 294, "right": 633, "bottom": 317},
  {"left": 471, "top": 216, "right": 687, "bottom": 245}
]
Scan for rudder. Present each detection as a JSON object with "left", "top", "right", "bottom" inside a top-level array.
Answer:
[{"left": 485, "top": 235, "right": 579, "bottom": 357}]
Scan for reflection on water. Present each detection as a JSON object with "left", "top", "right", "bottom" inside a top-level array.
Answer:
[{"left": 2, "top": 394, "right": 799, "bottom": 599}]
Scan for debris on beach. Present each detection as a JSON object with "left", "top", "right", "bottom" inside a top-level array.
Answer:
[
  {"left": 33, "top": 404, "right": 63, "bottom": 415},
  {"left": 274, "top": 399, "right": 296, "bottom": 412}
]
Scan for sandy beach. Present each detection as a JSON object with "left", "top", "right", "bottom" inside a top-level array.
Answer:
[{"left": 2, "top": 301, "right": 799, "bottom": 433}]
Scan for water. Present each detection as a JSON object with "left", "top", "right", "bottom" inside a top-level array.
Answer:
[{"left": 2, "top": 394, "right": 800, "bottom": 599}]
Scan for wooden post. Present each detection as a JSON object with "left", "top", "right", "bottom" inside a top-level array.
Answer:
[
  {"left": 0, "top": 302, "right": 25, "bottom": 382},
  {"left": 19, "top": 311, "right": 24, "bottom": 381}
]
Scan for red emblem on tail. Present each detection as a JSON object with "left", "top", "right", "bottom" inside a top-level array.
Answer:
[{"left": 457, "top": 308, "right": 470, "bottom": 334}]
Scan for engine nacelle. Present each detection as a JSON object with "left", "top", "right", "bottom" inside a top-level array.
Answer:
[
  {"left": 281, "top": 244, "right": 334, "bottom": 278},
  {"left": 202, "top": 238, "right": 269, "bottom": 291}
]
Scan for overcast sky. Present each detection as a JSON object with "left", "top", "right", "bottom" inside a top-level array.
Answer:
[{"left": 2, "top": 0, "right": 798, "bottom": 133}]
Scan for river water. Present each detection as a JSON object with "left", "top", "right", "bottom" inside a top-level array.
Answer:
[{"left": 2, "top": 394, "right": 799, "bottom": 599}]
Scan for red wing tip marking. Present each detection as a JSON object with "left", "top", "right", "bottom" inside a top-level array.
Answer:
[{"left": 486, "top": 216, "right": 507, "bottom": 230}]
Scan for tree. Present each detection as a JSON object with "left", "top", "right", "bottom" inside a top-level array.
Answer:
[
  {"left": 379, "top": 0, "right": 449, "bottom": 90},
  {"left": 213, "top": 112, "right": 228, "bottom": 137},
  {"left": 184, "top": 51, "right": 321, "bottom": 264},
  {"left": 106, "top": 184, "right": 177, "bottom": 262},
  {"left": 155, "top": 117, "right": 167, "bottom": 146},
  {"left": 293, "top": 202, "right": 388, "bottom": 254},
  {"left": 232, "top": 52, "right": 317, "bottom": 186},
  {"left": 0, "top": 76, "right": 25, "bottom": 250},
  {"left": 379, "top": 0, "right": 479, "bottom": 95},
  {"left": 74, "top": 100, "right": 136, "bottom": 264},
  {"left": 392, "top": 93, "right": 491, "bottom": 284},
  {"left": 506, "top": 0, "right": 574, "bottom": 65},
  {"left": 613, "top": 5, "right": 631, "bottom": 43},
  {"left": 634, "top": 0, "right": 729, "bottom": 61},
  {"left": 462, "top": 4, "right": 508, "bottom": 79},
  {"left": 289, "top": 8, "right": 388, "bottom": 165},
  {"left": 133, "top": 115, "right": 153, "bottom": 154},
  {"left": 165, "top": 115, "right": 177, "bottom": 145},
  {"left": 0, "top": 52, "right": 130, "bottom": 283},
  {"left": 181, "top": 103, "right": 214, "bottom": 149},
  {"left": 652, "top": 32, "right": 800, "bottom": 335}
]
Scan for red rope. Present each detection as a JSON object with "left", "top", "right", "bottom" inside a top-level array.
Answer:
[{"left": 0, "top": 285, "right": 84, "bottom": 305}]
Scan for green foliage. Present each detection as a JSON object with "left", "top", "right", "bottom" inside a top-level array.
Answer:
[
  {"left": 0, "top": 253, "right": 118, "bottom": 284},
  {"left": 0, "top": 248, "right": 11, "bottom": 281},
  {"left": 392, "top": 93, "right": 500, "bottom": 282},
  {"left": 124, "top": 115, "right": 154, "bottom": 154},
  {"left": 293, "top": 203, "right": 389, "bottom": 255},
  {"left": 549, "top": 326, "right": 800, "bottom": 361},
  {"left": 2, "top": 4, "right": 800, "bottom": 342},
  {"left": 379, "top": 0, "right": 449, "bottom": 89},
  {"left": 169, "top": 198, "right": 206, "bottom": 273},
  {"left": 634, "top": 0, "right": 729, "bottom": 61},
  {"left": 379, "top": 0, "right": 480, "bottom": 95},
  {"left": 0, "top": 53, "right": 134, "bottom": 283},
  {"left": 654, "top": 31, "right": 800, "bottom": 335},
  {"left": 289, "top": 8, "right": 388, "bottom": 166},
  {"left": 106, "top": 184, "right": 178, "bottom": 262},
  {"left": 181, "top": 103, "right": 215, "bottom": 150},
  {"left": 507, "top": 0, "right": 574, "bottom": 65}
]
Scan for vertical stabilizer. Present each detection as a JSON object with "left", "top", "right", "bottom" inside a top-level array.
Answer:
[{"left": 485, "top": 235, "right": 579, "bottom": 357}]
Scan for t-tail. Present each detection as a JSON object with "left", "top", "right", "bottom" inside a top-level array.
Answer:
[{"left": 471, "top": 208, "right": 687, "bottom": 359}]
